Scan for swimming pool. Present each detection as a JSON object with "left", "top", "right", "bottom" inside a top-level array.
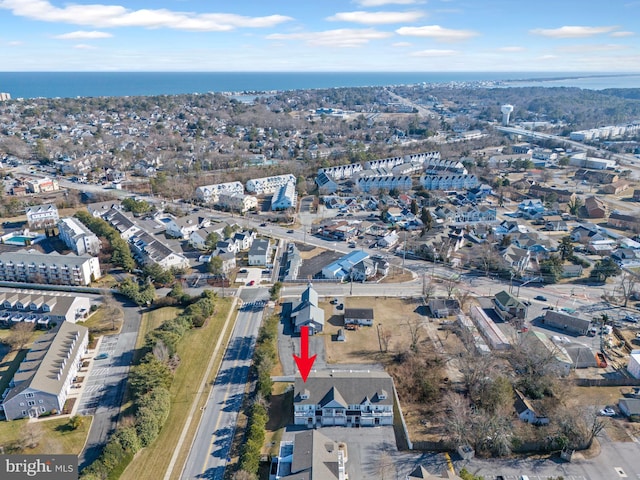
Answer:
[{"left": 1, "top": 232, "right": 45, "bottom": 246}]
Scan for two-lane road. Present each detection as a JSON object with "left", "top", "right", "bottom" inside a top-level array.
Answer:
[{"left": 180, "top": 288, "right": 268, "bottom": 480}]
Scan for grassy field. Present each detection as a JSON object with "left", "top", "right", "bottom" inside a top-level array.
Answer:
[
  {"left": 322, "top": 296, "right": 424, "bottom": 364},
  {"left": 0, "top": 329, "right": 46, "bottom": 394},
  {"left": 120, "top": 298, "right": 234, "bottom": 480},
  {"left": 0, "top": 416, "right": 92, "bottom": 455},
  {"left": 134, "top": 307, "right": 182, "bottom": 354},
  {"left": 79, "top": 305, "right": 124, "bottom": 336},
  {"left": 263, "top": 382, "right": 293, "bottom": 456}
]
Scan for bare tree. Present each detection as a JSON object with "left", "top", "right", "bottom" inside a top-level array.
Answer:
[
  {"left": 454, "top": 288, "right": 472, "bottom": 312},
  {"left": 406, "top": 319, "right": 422, "bottom": 352},
  {"left": 379, "top": 327, "right": 392, "bottom": 353},
  {"left": 375, "top": 451, "right": 396, "bottom": 480},
  {"left": 617, "top": 272, "right": 637, "bottom": 308},
  {"left": 441, "top": 392, "right": 473, "bottom": 445},
  {"left": 422, "top": 277, "right": 436, "bottom": 302},
  {"left": 445, "top": 277, "right": 459, "bottom": 299},
  {"left": 6, "top": 322, "right": 35, "bottom": 351},
  {"left": 232, "top": 471, "right": 257, "bottom": 480},
  {"left": 21, "top": 422, "right": 43, "bottom": 449}
]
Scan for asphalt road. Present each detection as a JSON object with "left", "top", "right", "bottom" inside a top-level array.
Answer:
[
  {"left": 78, "top": 297, "right": 141, "bottom": 470},
  {"left": 180, "top": 287, "right": 268, "bottom": 480}
]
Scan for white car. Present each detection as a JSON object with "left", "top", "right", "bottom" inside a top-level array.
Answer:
[{"left": 599, "top": 408, "right": 616, "bottom": 417}]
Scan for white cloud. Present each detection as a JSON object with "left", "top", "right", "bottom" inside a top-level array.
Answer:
[
  {"left": 327, "top": 10, "right": 424, "bottom": 25},
  {"left": 354, "top": 0, "right": 419, "bottom": 6},
  {"left": 497, "top": 46, "right": 525, "bottom": 52},
  {"left": 539, "top": 54, "right": 558, "bottom": 59},
  {"left": 8, "top": 40, "right": 22, "bottom": 46},
  {"left": 611, "top": 31, "right": 635, "bottom": 37},
  {"left": 0, "top": 0, "right": 293, "bottom": 31},
  {"left": 410, "top": 49, "right": 457, "bottom": 57},
  {"left": 396, "top": 24, "right": 477, "bottom": 41},
  {"left": 392, "top": 41, "right": 413, "bottom": 47},
  {"left": 73, "top": 44, "right": 97, "bottom": 49},
  {"left": 54, "top": 30, "right": 112, "bottom": 39},
  {"left": 558, "top": 44, "right": 629, "bottom": 53},
  {"left": 530, "top": 25, "right": 618, "bottom": 38},
  {"left": 267, "top": 28, "right": 392, "bottom": 48}
]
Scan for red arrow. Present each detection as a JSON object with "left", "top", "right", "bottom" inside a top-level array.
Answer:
[{"left": 293, "top": 326, "right": 316, "bottom": 382}]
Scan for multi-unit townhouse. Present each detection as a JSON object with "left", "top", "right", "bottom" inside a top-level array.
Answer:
[
  {"left": 271, "top": 181, "right": 297, "bottom": 211},
  {"left": 246, "top": 174, "right": 296, "bottom": 195},
  {"left": 25, "top": 204, "right": 59, "bottom": 229},
  {"left": 195, "top": 181, "right": 245, "bottom": 203},
  {"left": 0, "top": 290, "right": 91, "bottom": 327},
  {"left": 420, "top": 174, "right": 478, "bottom": 191},
  {"left": 1, "top": 322, "right": 88, "bottom": 420}
]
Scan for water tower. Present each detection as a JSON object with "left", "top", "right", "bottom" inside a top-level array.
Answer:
[{"left": 501, "top": 104, "right": 514, "bottom": 126}]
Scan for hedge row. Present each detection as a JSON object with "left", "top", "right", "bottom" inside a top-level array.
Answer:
[
  {"left": 238, "top": 403, "right": 268, "bottom": 475},
  {"left": 80, "top": 292, "right": 217, "bottom": 479},
  {"left": 253, "top": 314, "right": 279, "bottom": 400},
  {"left": 75, "top": 210, "right": 135, "bottom": 271}
]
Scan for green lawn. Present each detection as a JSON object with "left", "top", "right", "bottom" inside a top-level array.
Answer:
[
  {"left": 134, "top": 306, "right": 182, "bottom": 360},
  {"left": 79, "top": 305, "right": 124, "bottom": 336},
  {"left": 120, "top": 298, "right": 234, "bottom": 480},
  {"left": 0, "top": 416, "right": 92, "bottom": 455}
]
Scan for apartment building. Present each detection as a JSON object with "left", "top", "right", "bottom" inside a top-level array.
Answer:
[
  {"left": 271, "top": 181, "right": 297, "bottom": 211},
  {"left": 217, "top": 192, "right": 258, "bottom": 213},
  {"left": 1, "top": 322, "right": 88, "bottom": 420},
  {"left": 0, "top": 250, "right": 101, "bottom": 286},
  {"left": 58, "top": 217, "right": 102, "bottom": 255},
  {"left": 0, "top": 289, "right": 91, "bottom": 327}
]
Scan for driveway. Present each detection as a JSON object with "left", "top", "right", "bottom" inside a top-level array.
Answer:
[{"left": 78, "top": 297, "right": 141, "bottom": 470}]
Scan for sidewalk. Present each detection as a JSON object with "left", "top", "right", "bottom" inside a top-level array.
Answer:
[{"left": 67, "top": 335, "right": 104, "bottom": 417}]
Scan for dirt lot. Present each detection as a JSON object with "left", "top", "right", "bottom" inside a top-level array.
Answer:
[{"left": 322, "top": 296, "right": 425, "bottom": 364}]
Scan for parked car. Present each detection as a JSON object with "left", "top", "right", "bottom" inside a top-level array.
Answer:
[
  {"left": 337, "top": 303, "right": 344, "bottom": 310},
  {"left": 95, "top": 353, "right": 109, "bottom": 360},
  {"left": 260, "top": 223, "right": 267, "bottom": 227},
  {"left": 534, "top": 295, "right": 547, "bottom": 301},
  {"left": 247, "top": 280, "right": 255, "bottom": 286},
  {"left": 287, "top": 229, "right": 294, "bottom": 233},
  {"left": 330, "top": 298, "right": 339, "bottom": 305},
  {"left": 625, "top": 315, "right": 639, "bottom": 323},
  {"left": 239, "top": 269, "right": 247, "bottom": 273},
  {"left": 599, "top": 407, "right": 616, "bottom": 417}
]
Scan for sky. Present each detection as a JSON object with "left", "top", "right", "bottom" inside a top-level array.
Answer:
[{"left": 0, "top": 0, "right": 639, "bottom": 72}]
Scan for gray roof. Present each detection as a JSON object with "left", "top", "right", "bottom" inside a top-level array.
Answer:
[
  {"left": 300, "top": 284, "right": 318, "bottom": 306},
  {"left": 344, "top": 308, "right": 374, "bottom": 320},
  {"left": 544, "top": 310, "right": 590, "bottom": 331},
  {"left": 620, "top": 398, "right": 640, "bottom": 416},
  {"left": 281, "top": 430, "right": 343, "bottom": 480},
  {"left": 0, "top": 249, "right": 95, "bottom": 269},
  {"left": 249, "top": 238, "right": 269, "bottom": 256},
  {"left": 4, "top": 322, "right": 88, "bottom": 402},
  {"left": 0, "top": 290, "right": 80, "bottom": 318},
  {"left": 294, "top": 371, "right": 394, "bottom": 407}
]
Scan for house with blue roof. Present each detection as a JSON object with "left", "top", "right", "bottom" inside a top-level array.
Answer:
[{"left": 321, "top": 250, "right": 369, "bottom": 280}]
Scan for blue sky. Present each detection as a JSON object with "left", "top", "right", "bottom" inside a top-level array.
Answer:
[{"left": 0, "top": 0, "right": 639, "bottom": 71}]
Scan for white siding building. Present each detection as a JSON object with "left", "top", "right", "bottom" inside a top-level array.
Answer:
[
  {"left": 354, "top": 174, "right": 412, "bottom": 193},
  {"left": 1, "top": 322, "right": 88, "bottom": 420},
  {"left": 0, "top": 250, "right": 101, "bottom": 286},
  {"left": 25, "top": 204, "right": 59, "bottom": 229},
  {"left": 217, "top": 193, "right": 258, "bottom": 213},
  {"left": 195, "top": 181, "right": 245, "bottom": 203},
  {"left": 246, "top": 174, "right": 296, "bottom": 195},
  {"left": 271, "top": 181, "right": 297, "bottom": 210},
  {"left": 420, "top": 174, "right": 478, "bottom": 191},
  {"left": 58, "top": 217, "right": 102, "bottom": 256}
]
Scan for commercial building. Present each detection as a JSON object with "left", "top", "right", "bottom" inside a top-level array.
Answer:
[
  {"left": 0, "top": 289, "right": 91, "bottom": 327},
  {"left": 25, "top": 204, "right": 59, "bottom": 229},
  {"left": 58, "top": 217, "right": 102, "bottom": 256},
  {"left": 1, "top": 322, "right": 88, "bottom": 420},
  {"left": 0, "top": 250, "right": 101, "bottom": 286},
  {"left": 26, "top": 177, "right": 59, "bottom": 194},
  {"left": 293, "top": 371, "right": 394, "bottom": 428}
]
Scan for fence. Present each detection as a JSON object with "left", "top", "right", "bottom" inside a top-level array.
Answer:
[{"left": 574, "top": 377, "right": 640, "bottom": 387}]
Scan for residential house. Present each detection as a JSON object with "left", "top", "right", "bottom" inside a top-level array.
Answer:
[
  {"left": 544, "top": 216, "right": 568, "bottom": 232},
  {"left": 522, "top": 330, "right": 573, "bottom": 376},
  {"left": 322, "top": 250, "right": 370, "bottom": 281},
  {"left": 164, "top": 214, "right": 210, "bottom": 239},
  {"left": 601, "top": 180, "right": 630, "bottom": 195},
  {"left": 633, "top": 189, "right": 640, "bottom": 202},
  {"left": 318, "top": 222, "right": 357, "bottom": 242},
  {"left": 584, "top": 196, "right": 608, "bottom": 219},
  {"left": 501, "top": 246, "right": 533, "bottom": 274},
  {"left": 344, "top": 308, "right": 374, "bottom": 326},
  {"left": 289, "top": 284, "right": 324, "bottom": 334},
  {"left": 570, "top": 224, "right": 605, "bottom": 244},
  {"left": 628, "top": 350, "right": 640, "bottom": 379},
  {"left": 129, "top": 232, "right": 190, "bottom": 270},
  {"left": 233, "top": 231, "right": 256, "bottom": 251},
  {"left": 272, "top": 430, "right": 347, "bottom": 480},
  {"left": 611, "top": 248, "right": 640, "bottom": 266},
  {"left": 542, "top": 310, "right": 591, "bottom": 336},
  {"left": 574, "top": 169, "right": 618, "bottom": 184},
  {"left": 493, "top": 290, "right": 527, "bottom": 321},
  {"left": 429, "top": 299, "right": 461, "bottom": 318},
  {"left": 0, "top": 250, "right": 101, "bottom": 286},
  {"left": 293, "top": 371, "right": 394, "bottom": 427},
  {"left": 283, "top": 243, "right": 302, "bottom": 281},
  {"left": 315, "top": 171, "right": 339, "bottom": 194},
  {"left": 454, "top": 205, "right": 496, "bottom": 223},
  {"left": 102, "top": 208, "right": 140, "bottom": 240},
  {"left": 528, "top": 185, "right": 576, "bottom": 203},
  {"left": 1, "top": 322, "right": 88, "bottom": 420},
  {"left": 511, "top": 232, "right": 557, "bottom": 257},
  {"left": 561, "top": 265, "right": 584, "bottom": 278},
  {"left": 518, "top": 199, "right": 545, "bottom": 216},
  {"left": 248, "top": 238, "right": 271, "bottom": 266},
  {"left": 87, "top": 200, "right": 123, "bottom": 218},
  {"left": 217, "top": 193, "right": 258, "bottom": 213},
  {"left": 211, "top": 251, "right": 236, "bottom": 274},
  {"left": 514, "top": 389, "right": 549, "bottom": 426},
  {"left": 25, "top": 204, "right": 59, "bottom": 229},
  {"left": 189, "top": 227, "right": 219, "bottom": 251},
  {"left": 378, "top": 231, "right": 399, "bottom": 249},
  {"left": 216, "top": 239, "right": 240, "bottom": 254},
  {"left": 57, "top": 217, "right": 102, "bottom": 256},
  {"left": 350, "top": 256, "right": 389, "bottom": 282}
]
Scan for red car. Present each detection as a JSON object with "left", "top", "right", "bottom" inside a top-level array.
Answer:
[{"left": 247, "top": 280, "right": 255, "bottom": 286}]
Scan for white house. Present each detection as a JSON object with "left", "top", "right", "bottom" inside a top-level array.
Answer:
[
  {"left": 195, "top": 181, "right": 244, "bottom": 203},
  {"left": 246, "top": 174, "right": 296, "bottom": 195},
  {"left": 233, "top": 231, "right": 256, "bottom": 251},
  {"left": 217, "top": 193, "right": 258, "bottom": 213},
  {"left": 129, "top": 232, "right": 189, "bottom": 270},
  {"left": 514, "top": 389, "right": 549, "bottom": 425},
  {"left": 248, "top": 239, "right": 271, "bottom": 266},
  {"left": 164, "top": 214, "right": 210, "bottom": 239},
  {"left": 271, "top": 181, "right": 297, "bottom": 211},
  {"left": 420, "top": 174, "right": 478, "bottom": 191}
]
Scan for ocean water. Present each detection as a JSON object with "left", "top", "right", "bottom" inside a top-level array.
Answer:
[{"left": 0, "top": 71, "right": 638, "bottom": 99}]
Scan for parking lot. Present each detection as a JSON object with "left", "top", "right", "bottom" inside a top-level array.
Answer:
[{"left": 76, "top": 336, "right": 119, "bottom": 415}]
